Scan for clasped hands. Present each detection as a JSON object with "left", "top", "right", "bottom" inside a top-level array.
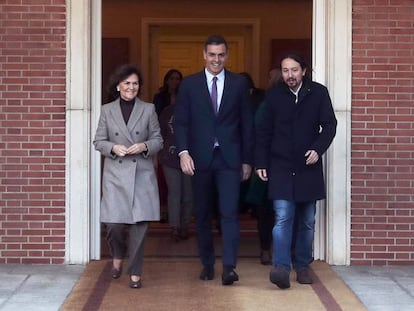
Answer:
[{"left": 112, "top": 143, "right": 147, "bottom": 157}]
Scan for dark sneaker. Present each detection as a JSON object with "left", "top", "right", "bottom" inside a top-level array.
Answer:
[
  {"left": 269, "top": 265, "right": 290, "bottom": 289},
  {"left": 296, "top": 268, "right": 313, "bottom": 284}
]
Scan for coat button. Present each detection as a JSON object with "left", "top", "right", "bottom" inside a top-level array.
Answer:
[
  {"left": 119, "top": 160, "right": 122, "bottom": 163},
  {"left": 292, "top": 172, "right": 296, "bottom": 176},
  {"left": 133, "top": 159, "right": 136, "bottom": 163},
  {"left": 135, "top": 131, "right": 139, "bottom": 135},
  {"left": 115, "top": 132, "right": 119, "bottom": 136}
]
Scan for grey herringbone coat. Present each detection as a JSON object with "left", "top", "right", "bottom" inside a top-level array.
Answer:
[{"left": 93, "top": 98, "right": 163, "bottom": 223}]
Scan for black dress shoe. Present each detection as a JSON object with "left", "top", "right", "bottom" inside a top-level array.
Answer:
[
  {"left": 199, "top": 265, "right": 214, "bottom": 280},
  {"left": 222, "top": 269, "right": 239, "bottom": 285},
  {"left": 171, "top": 228, "right": 180, "bottom": 242},
  {"left": 129, "top": 279, "right": 142, "bottom": 289},
  {"left": 111, "top": 267, "right": 122, "bottom": 279},
  {"left": 179, "top": 228, "right": 189, "bottom": 240},
  {"left": 260, "top": 250, "right": 272, "bottom": 265}
]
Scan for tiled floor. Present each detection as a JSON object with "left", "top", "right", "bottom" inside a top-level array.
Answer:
[
  {"left": 333, "top": 265, "right": 414, "bottom": 311},
  {"left": 0, "top": 264, "right": 84, "bottom": 311}
]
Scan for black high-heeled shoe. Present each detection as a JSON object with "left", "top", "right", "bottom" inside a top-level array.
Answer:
[
  {"left": 111, "top": 266, "right": 122, "bottom": 279},
  {"left": 129, "top": 277, "right": 142, "bottom": 288}
]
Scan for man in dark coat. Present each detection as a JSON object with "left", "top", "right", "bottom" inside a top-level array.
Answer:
[
  {"left": 255, "top": 53, "right": 337, "bottom": 289},
  {"left": 173, "top": 35, "right": 254, "bottom": 285}
]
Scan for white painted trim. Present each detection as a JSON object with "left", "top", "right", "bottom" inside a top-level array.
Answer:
[
  {"left": 314, "top": 0, "right": 352, "bottom": 265},
  {"left": 65, "top": 0, "right": 92, "bottom": 264},
  {"left": 312, "top": 0, "right": 328, "bottom": 261},
  {"left": 90, "top": 0, "right": 102, "bottom": 260}
]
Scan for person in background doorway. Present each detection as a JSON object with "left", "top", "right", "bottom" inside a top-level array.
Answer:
[
  {"left": 238, "top": 72, "right": 266, "bottom": 114},
  {"left": 153, "top": 69, "right": 183, "bottom": 116},
  {"left": 255, "top": 53, "right": 337, "bottom": 289},
  {"left": 243, "top": 68, "right": 281, "bottom": 266},
  {"left": 158, "top": 70, "right": 193, "bottom": 242},
  {"left": 93, "top": 64, "right": 163, "bottom": 289},
  {"left": 153, "top": 69, "right": 184, "bottom": 223},
  {"left": 268, "top": 67, "right": 282, "bottom": 87},
  {"left": 173, "top": 35, "right": 254, "bottom": 286},
  {"left": 234, "top": 72, "right": 263, "bottom": 218}
]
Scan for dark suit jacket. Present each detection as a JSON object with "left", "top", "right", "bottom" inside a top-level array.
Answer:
[{"left": 173, "top": 70, "right": 254, "bottom": 170}]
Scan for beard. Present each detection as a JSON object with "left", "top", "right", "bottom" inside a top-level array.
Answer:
[{"left": 286, "top": 78, "right": 298, "bottom": 88}]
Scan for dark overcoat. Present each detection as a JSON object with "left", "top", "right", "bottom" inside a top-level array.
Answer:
[
  {"left": 93, "top": 98, "right": 163, "bottom": 223},
  {"left": 255, "top": 78, "right": 337, "bottom": 202}
]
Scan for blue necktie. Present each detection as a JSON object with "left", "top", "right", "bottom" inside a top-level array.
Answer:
[{"left": 211, "top": 76, "right": 218, "bottom": 114}]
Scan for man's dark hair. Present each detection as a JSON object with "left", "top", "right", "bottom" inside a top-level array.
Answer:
[
  {"left": 279, "top": 52, "right": 308, "bottom": 71},
  {"left": 279, "top": 52, "right": 312, "bottom": 79},
  {"left": 204, "top": 35, "right": 228, "bottom": 51}
]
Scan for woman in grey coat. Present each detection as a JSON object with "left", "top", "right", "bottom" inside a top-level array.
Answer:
[{"left": 93, "top": 64, "right": 163, "bottom": 288}]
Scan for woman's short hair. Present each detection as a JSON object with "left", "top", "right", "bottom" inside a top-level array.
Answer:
[{"left": 106, "top": 64, "right": 143, "bottom": 102}]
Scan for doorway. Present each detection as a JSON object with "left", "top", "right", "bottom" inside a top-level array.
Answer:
[
  {"left": 99, "top": 1, "right": 320, "bottom": 260},
  {"left": 141, "top": 18, "right": 260, "bottom": 99},
  {"left": 71, "top": 0, "right": 351, "bottom": 265}
]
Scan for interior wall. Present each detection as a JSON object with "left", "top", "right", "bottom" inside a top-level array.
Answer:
[{"left": 102, "top": 0, "right": 312, "bottom": 100}]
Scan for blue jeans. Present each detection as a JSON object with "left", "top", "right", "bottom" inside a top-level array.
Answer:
[{"left": 272, "top": 200, "right": 316, "bottom": 271}]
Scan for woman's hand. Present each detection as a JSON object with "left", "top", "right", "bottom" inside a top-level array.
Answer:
[
  {"left": 126, "top": 143, "right": 148, "bottom": 155},
  {"left": 112, "top": 144, "right": 128, "bottom": 157}
]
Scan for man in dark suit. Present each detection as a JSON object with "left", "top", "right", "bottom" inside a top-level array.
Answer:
[{"left": 173, "top": 35, "right": 254, "bottom": 285}]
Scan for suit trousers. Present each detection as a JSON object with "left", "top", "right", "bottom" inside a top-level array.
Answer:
[
  {"left": 105, "top": 222, "right": 148, "bottom": 275},
  {"left": 255, "top": 200, "right": 274, "bottom": 251},
  {"left": 193, "top": 148, "right": 240, "bottom": 268}
]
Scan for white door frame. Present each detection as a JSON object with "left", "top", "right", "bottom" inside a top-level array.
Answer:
[
  {"left": 65, "top": 0, "right": 351, "bottom": 265},
  {"left": 312, "top": 0, "right": 352, "bottom": 265}
]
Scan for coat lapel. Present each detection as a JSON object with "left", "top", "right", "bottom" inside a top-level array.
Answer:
[
  {"left": 197, "top": 72, "right": 216, "bottom": 117},
  {"left": 127, "top": 99, "right": 145, "bottom": 132},
  {"left": 109, "top": 99, "right": 135, "bottom": 144}
]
